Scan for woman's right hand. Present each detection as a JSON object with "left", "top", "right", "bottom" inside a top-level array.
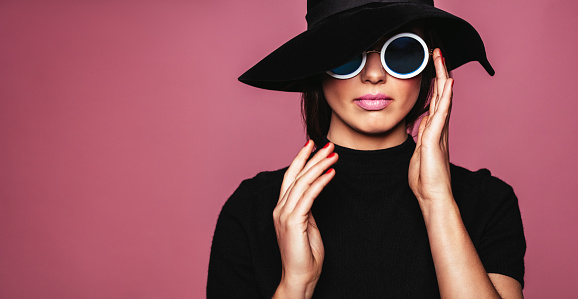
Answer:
[{"left": 272, "top": 140, "right": 338, "bottom": 299}]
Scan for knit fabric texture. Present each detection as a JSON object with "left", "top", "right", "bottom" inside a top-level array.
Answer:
[{"left": 207, "top": 136, "right": 526, "bottom": 298}]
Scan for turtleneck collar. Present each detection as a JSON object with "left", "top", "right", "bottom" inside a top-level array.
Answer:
[{"left": 318, "top": 134, "right": 416, "bottom": 177}]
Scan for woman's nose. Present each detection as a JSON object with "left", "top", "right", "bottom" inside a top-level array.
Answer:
[{"left": 361, "top": 52, "right": 387, "bottom": 84}]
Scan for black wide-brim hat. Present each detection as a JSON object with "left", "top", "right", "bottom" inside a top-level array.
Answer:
[{"left": 239, "top": 0, "right": 494, "bottom": 92}]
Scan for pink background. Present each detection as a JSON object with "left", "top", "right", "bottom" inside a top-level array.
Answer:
[{"left": 1, "top": 0, "right": 576, "bottom": 298}]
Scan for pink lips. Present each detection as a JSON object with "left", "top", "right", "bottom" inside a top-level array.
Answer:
[{"left": 354, "top": 93, "right": 392, "bottom": 111}]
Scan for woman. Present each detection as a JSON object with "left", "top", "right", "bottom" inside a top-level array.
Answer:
[{"left": 208, "top": 0, "right": 526, "bottom": 298}]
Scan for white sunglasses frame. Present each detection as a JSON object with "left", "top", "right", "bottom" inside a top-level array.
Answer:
[{"left": 326, "top": 32, "right": 430, "bottom": 80}]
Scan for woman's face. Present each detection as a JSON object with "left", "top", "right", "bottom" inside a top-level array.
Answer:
[{"left": 322, "top": 34, "right": 423, "bottom": 148}]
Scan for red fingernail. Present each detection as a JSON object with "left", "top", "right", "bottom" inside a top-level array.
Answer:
[
  {"left": 451, "top": 79, "right": 454, "bottom": 87},
  {"left": 325, "top": 168, "right": 334, "bottom": 174},
  {"left": 323, "top": 142, "right": 330, "bottom": 149},
  {"left": 327, "top": 152, "right": 336, "bottom": 158},
  {"left": 304, "top": 140, "right": 310, "bottom": 147}
]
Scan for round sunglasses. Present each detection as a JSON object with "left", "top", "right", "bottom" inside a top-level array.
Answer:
[{"left": 327, "top": 32, "right": 431, "bottom": 80}]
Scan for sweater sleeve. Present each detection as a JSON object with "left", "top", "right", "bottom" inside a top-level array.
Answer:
[
  {"left": 476, "top": 172, "right": 526, "bottom": 288},
  {"left": 207, "top": 181, "right": 262, "bottom": 298}
]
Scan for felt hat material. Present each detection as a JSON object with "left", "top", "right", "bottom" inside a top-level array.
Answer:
[{"left": 239, "top": 0, "right": 494, "bottom": 92}]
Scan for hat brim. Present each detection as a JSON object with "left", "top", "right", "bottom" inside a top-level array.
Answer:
[{"left": 239, "top": 3, "right": 494, "bottom": 92}]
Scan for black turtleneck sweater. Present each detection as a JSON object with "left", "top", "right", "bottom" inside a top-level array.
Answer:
[{"left": 207, "top": 136, "right": 525, "bottom": 298}]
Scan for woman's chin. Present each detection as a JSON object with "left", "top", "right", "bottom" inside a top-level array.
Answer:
[{"left": 353, "top": 121, "right": 405, "bottom": 136}]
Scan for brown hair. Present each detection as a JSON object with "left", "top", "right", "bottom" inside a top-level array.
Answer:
[{"left": 300, "top": 27, "right": 447, "bottom": 147}]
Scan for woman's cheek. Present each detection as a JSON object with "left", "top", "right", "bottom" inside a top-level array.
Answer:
[
  {"left": 399, "top": 76, "right": 422, "bottom": 105},
  {"left": 322, "top": 77, "right": 353, "bottom": 108}
]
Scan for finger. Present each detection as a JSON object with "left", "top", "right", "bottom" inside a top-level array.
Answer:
[
  {"left": 437, "top": 78, "right": 453, "bottom": 118},
  {"left": 428, "top": 78, "right": 453, "bottom": 140},
  {"left": 440, "top": 79, "right": 454, "bottom": 145},
  {"left": 434, "top": 48, "right": 449, "bottom": 78},
  {"left": 292, "top": 168, "right": 336, "bottom": 217},
  {"left": 279, "top": 142, "right": 335, "bottom": 208},
  {"left": 280, "top": 140, "right": 315, "bottom": 201},
  {"left": 433, "top": 48, "right": 447, "bottom": 114},
  {"left": 440, "top": 49, "right": 449, "bottom": 78},
  {"left": 298, "top": 142, "right": 335, "bottom": 179},
  {"left": 283, "top": 153, "right": 338, "bottom": 213},
  {"left": 430, "top": 78, "right": 438, "bottom": 116}
]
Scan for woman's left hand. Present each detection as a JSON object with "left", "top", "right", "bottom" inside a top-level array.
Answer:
[
  {"left": 408, "top": 48, "right": 454, "bottom": 209},
  {"left": 408, "top": 49, "right": 520, "bottom": 298}
]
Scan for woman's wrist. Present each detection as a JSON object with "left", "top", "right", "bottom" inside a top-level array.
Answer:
[{"left": 417, "top": 194, "right": 458, "bottom": 224}]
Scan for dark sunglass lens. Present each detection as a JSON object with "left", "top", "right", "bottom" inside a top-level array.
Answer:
[
  {"left": 384, "top": 37, "right": 425, "bottom": 75},
  {"left": 330, "top": 55, "right": 363, "bottom": 75}
]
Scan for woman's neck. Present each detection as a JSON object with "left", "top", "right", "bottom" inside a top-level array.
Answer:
[{"left": 326, "top": 118, "right": 409, "bottom": 150}]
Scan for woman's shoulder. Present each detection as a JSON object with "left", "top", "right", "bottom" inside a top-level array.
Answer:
[
  {"left": 219, "top": 167, "right": 288, "bottom": 219},
  {"left": 449, "top": 163, "right": 520, "bottom": 224},
  {"left": 234, "top": 167, "right": 288, "bottom": 199},
  {"left": 450, "top": 163, "right": 514, "bottom": 195}
]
